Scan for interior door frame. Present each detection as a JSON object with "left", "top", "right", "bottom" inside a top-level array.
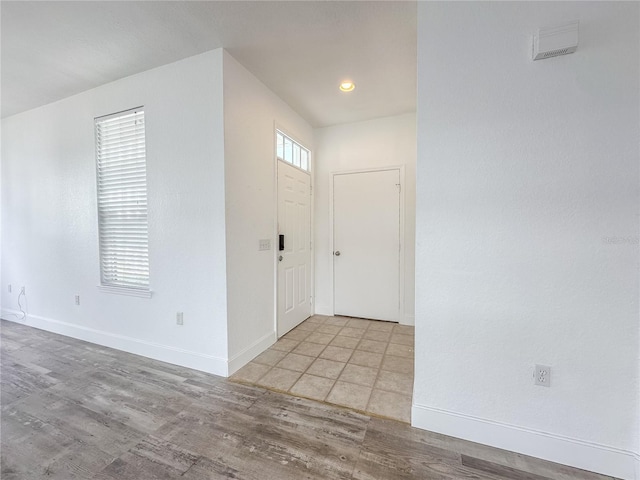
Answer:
[
  {"left": 273, "top": 122, "right": 315, "bottom": 338},
  {"left": 330, "top": 165, "right": 405, "bottom": 322}
]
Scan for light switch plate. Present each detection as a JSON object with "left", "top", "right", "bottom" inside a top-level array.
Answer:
[{"left": 259, "top": 239, "right": 271, "bottom": 251}]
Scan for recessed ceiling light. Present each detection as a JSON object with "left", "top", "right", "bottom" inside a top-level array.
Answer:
[{"left": 339, "top": 81, "right": 355, "bottom": 92}]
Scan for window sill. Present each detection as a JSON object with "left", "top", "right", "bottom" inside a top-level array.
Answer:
[{"left": 97, "top": 285, "right": 153, "bottom": 298}]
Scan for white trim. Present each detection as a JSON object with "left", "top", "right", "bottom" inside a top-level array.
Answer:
[
  {"left": 272, "top": 122, "right": 280, "bottom": 337},
  {"left": 309, "top": 144, "right": 316, "bottom": 320},
  {"left": 411, "top": 402, "right": 637, "bottom": 480},
  {"left": 227, "top": 330, "right": 276, "bottom": 375},
  {"left": 1, "top": 309, "right": 227, "bottom": 377},
  {"left": 403, "top": 314, "right": 415, "bottom": 326},
  {"left": 314, "top": 304, "right": 333, "bottom": 316},
  {"left": 330, "top": 165, "right": 406, "bottom": 323},
  {"left": 97, "top": 285, "right": 153, "bottom": 298},
  {"left": 328, "top": 170, "right": 335, "bottom": 316}
]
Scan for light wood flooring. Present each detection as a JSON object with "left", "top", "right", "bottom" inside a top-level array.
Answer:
[
  {"left": 232, "top": 315, "right": 413, "bottom": 422},
  {"left": 0, "top": 319, "right": 617, "bottom": 479}
]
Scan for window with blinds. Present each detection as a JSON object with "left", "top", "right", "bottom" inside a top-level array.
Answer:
[{"left": 95, "top": 107, "right": 149, "bottom": 291}]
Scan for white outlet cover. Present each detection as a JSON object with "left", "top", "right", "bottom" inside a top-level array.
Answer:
[{"left": 535, "top": 364, "right": 551, "bottom": 387}]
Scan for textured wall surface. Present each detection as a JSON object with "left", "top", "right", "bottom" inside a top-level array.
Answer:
[
  {"left": 415, "top": 1, "right": 639, "bottom": 476},
  {"left": 2, "top": 50, "right": 229, "bottom": 374},
  {"left": 223, "top": 51, "right": 314, "bottom": 369}
]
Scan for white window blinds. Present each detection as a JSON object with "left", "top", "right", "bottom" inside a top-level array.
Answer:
[{"left": 95, "top": 108, "right": 149, "bottom": 290}]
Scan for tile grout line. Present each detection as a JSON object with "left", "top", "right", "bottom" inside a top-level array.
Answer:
[
  {"left": 365, "top": 323, "right": 392, "bottom": 414},
  {"left": 299, "top": 318, "right": 359, "bottom": 402},
  {"left": 241, "top": 315, "right": 414, "bottom": 422},
  {"left": 323, "top": 321, "right": 369, "bottom": 407},
  {"left": 286, "top": 327, "right": 333, "bottom": 401},
  {"left": 251, "top": 319, "right": 324, "bottom": 387}
]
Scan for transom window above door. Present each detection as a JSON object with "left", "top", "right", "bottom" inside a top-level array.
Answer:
[{"left": 276, "top": 130, "right": 310, "bottom": 171}]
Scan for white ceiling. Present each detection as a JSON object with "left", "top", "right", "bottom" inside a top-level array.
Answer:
[{"left": 1, "top": 1, "right": 417, "bottom": 127}]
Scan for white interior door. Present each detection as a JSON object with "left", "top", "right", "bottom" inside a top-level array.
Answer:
[
  {"left": 333, "top": 169, "right": 400, "bottom": 321},
  {"left": 277, "top": 161, "right": 312, "bottom": 336}
]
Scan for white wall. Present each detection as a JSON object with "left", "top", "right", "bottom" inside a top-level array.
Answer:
[
  {"left": 0, "top": 117, "right": 2, "bottom": 317},
  {"left": 1, "top": 50, "right": 230, "bottom": 375},
  {"left": 414, "top": 2, "right": 639, "bottom": 479},
  {"left": 223, "top": 52, "right": 314, "bottom": 373},
  {"left": 313, "top": 113, "right": 416, "bottom": 324}
]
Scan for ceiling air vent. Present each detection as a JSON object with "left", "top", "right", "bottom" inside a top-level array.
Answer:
[{"left": 533, "top": 21, "right": 579, "bottom": 61}]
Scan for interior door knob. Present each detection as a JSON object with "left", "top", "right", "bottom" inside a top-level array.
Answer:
[{"left": 334, "top": 251, "right": 341, "bottom": 256}]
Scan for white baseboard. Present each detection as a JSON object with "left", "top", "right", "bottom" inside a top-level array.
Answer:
[
  {"left": 314, "top": 304, "right": 333, "bottom": 316},
  {"left": 227, "top": 331, "right": 276, "bottom": 375},
  {"left": 402, "top": 314, "right": 415, "bottom": 325},
  {"left": 1, "top": 310, "right": 228, "bottom": 377},
  {"left": 412, "top": 403, "right": 637, "bottom": 480}
]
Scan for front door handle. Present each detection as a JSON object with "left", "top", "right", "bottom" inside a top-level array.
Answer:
[{"left": 334, "top": 251, "right": 341, "bottom": 256}]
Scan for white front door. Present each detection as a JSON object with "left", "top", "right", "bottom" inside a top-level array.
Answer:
[
  {"left": 333, "top": 169, "right": 401, "bottom": 322},
  {"left": 277, "top": 161, "right": 312, "bottom": 336}
]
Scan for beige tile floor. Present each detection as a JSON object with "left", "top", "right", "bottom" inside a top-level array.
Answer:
[{"left": 231, "top": 315, "right": 414, "bottom": 423}]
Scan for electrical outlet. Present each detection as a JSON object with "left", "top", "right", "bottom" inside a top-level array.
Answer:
[
  {"left": 20, "top": 286, "right": 25, "bottom": 295},
  {"left": 7, "top": 284, "right": 11, "bottom": 293},
  {"left": 75, "top": 295, "right": 80, "bottom": 306},
  {"left": 534, "top": 364, "right": 551, "bottom": 387},
  {"left": 176, "top": 312, "right": 184, "bottom": 326},
  {"left": 258, "top": 239, "right": 271, "bottom": 251}
]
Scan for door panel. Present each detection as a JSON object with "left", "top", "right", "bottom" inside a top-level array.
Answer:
[
  {"left": 333, "top": 169, "right": 400, "bottom": 321},
  {"left": 298, "top": 264, "right": 307, "bottom": 306},
  {"left": 285, "top": 267, "right": 295, "bottom": 312},
  {"left": 278, "top": 161, "right": 312, "bottom": 335}
]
